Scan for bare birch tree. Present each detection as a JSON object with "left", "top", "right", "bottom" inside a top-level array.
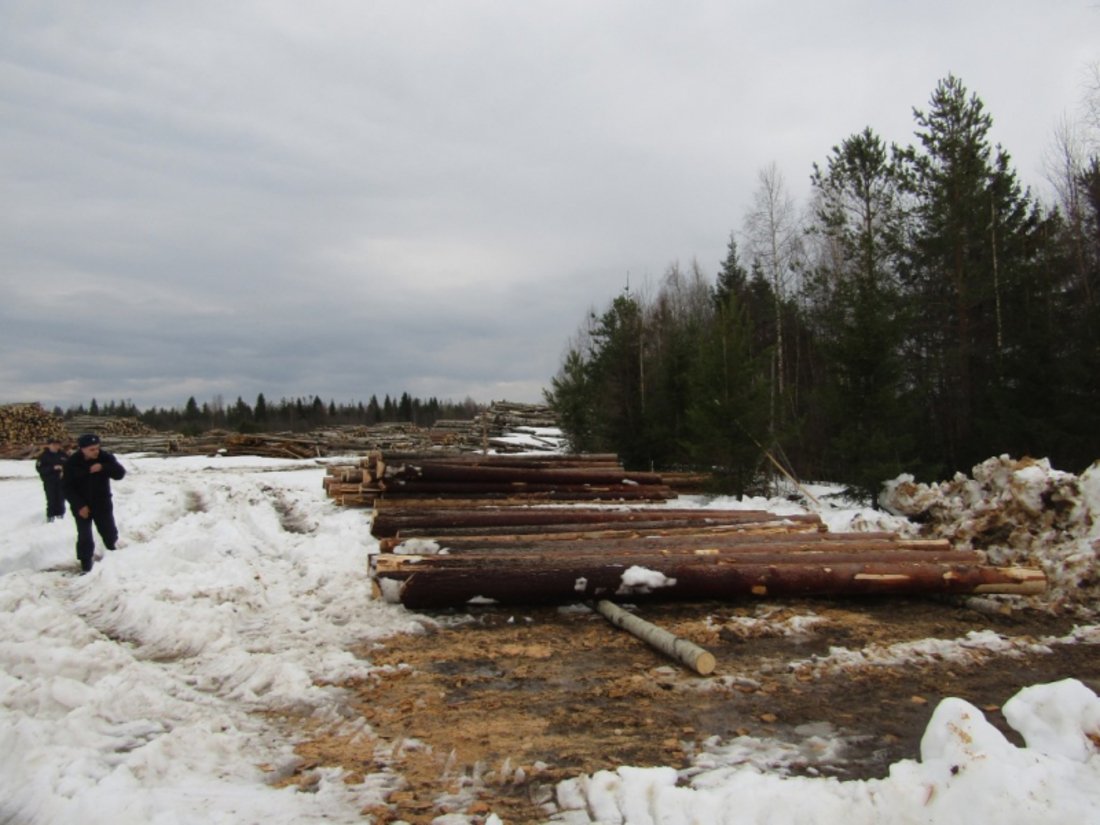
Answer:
[
  {"left": 1046, "top": 116, "right": 1095, "bottom": 307},
  {"left": 743, "top": 162, "right": 802, "bottom": 431}
]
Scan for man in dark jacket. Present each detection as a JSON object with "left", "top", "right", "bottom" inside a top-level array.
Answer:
[
  {"left": 63, "top": 433, "right": 126, "bottom": 574},
  {"left": 35, "top": 437, "right": 68, "bottom": 521}
]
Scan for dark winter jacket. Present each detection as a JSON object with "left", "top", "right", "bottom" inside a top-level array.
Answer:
[
  {"left": 63, "top": 448, "right": 126, "bottom": 513},
  {"left": 35, "top": 448, "right": 67, "bottom": 481}
]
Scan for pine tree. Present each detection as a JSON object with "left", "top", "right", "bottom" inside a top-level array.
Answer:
[
  {"left": 806, "top": 127, "right": 912, "bottom": 498},
  {"left": 686, "top": 285, "right": 770, "bottom": 495},
  {"left": 902, "top": 75, "right": 1045, "bottom": 473},
  {"left": 545, "top": 346, "right": 599, "bottom": 453},
  {"left": 588, "top": 291, "right": 648, "bottom": 467}
]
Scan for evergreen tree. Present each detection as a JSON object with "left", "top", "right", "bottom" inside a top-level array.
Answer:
[
  {"left": 806, "top": 127, "right": 912, "bottom": 498},
  {"left": 642, "top": 262, "right": 714, "bottom": 468},
  {"left": 545, "top": 347, "right": 599, "bottom": 452},
  {"left": 686, "top": 285, "right": 770, "bottom": 494},
  {"left": 588, "top": 291, "right": 648, "bottom": 468},
  {"left": 715, "top": 234, "right": 750, "bottom": 307},
  {"left": 902, "top": 75, "right": 1046, "bottom": 473}
]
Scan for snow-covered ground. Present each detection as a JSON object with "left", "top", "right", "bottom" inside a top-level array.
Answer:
[{"left": 2, "top": 451, "right": 1099, "bottom": 823}]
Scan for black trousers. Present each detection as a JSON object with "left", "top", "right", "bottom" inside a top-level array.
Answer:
[
  {"left": 42, "top": 475, "right": 66, "bottom": 518},
  {"left": 73, "top": 506, "right": 118, "bottom": 571}
]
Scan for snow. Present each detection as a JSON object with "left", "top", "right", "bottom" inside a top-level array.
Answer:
[
  {"left": 2, "top": 452, "right": 1100, "bottom": 823},
  {"left": 616, "top": 566, "right": 677, "bottom": 595}
]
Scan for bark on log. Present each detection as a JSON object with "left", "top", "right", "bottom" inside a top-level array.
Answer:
[
  {"left": 388, "top": 517, "right": 823, "bottom": 541},
  {"left": 594, "top": 600, "right": 716, "bottom": 676},
  {"left": 371, "top": 507, "right": 822, "bottom": 538},
  {"left": 377, "top": 521, "right": 824, "bottom": 552},
  {"left": 405, "top": 532, "right": 948, "bottom": 556},
  {"left": 375, "top": 557, "right": 1046, "bottom": 609},
  {"left": 386, "top": 462, "right": 667, "bottom": 487}
]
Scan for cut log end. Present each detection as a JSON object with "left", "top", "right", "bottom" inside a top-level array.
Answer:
[{"left": 690, "top": 650, "right": 716, "bottom": 676}]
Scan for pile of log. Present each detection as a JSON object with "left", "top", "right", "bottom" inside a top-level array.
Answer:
[
  {"left": 484, "top": 400, "right": 559, "bottom": 430},
  {"left": 368, "top": 502, "right": 1047, "bottom": 610},
  {"left": 325, "top": 452, "right": 674, "bottom": 507},
  {"left": 0, "top": 403, "right": 70, "bottom": 457},
  {"left": 65, "top": 415, "right": 156, "bottom": 438}
]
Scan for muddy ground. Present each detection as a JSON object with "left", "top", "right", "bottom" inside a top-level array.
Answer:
[{"left": 278, "top": 597, "right": 1100, "bottom": 823}]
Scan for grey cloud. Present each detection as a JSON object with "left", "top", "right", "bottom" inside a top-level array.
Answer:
[{"left": 2, "top": 1, "right": 1096, "bottom": 410}]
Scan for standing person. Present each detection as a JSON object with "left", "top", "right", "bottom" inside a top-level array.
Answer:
[
  {"left": 63, "top": 433, "right": 126, "bottom": 574},
  {"left": 35, "top": 437, "right": 68, "bottom": 521}
]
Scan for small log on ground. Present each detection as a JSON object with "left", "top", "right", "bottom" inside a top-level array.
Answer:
[{"left": 594, "top": 599, "right": 716, "bottom": 676}]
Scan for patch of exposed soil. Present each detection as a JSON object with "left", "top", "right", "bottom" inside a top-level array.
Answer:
[{"left": 281, "top": 598, "right": 1100, "bottom": 823}]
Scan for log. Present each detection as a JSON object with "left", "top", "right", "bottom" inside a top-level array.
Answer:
[
  {"left": 405, "top": 532, "right": 949, "bottom": 556},
  {"left": 371, "top": 507, "right": 822, "bottom": 538},
  {"left": 594, "top": 600, "right": 716, "bottom": 676},
  {"left": 387, "top": 519, "right": 821, "bottom": 541},
  {"left": 374, "top": 557, "right": 1046, "bottom": 609},
  {"left": 385, "top": 462, "right": 667, "bottom": 487},
  {"left": 382, "top": 520, "right": 822, "bottom": 549}
]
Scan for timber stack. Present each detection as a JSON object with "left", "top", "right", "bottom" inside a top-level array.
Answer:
[
  {"left": 324, "top": 451, "right": 671, "bottom": 507},
  {"left": 0, "top": 403, "right": 69, "bottom": 458},
  {"left": 354, "top": 451, "right": 1048, "bottom": 609}
]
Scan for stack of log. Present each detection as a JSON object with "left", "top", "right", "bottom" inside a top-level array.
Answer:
[
  {"left": 64, "top": 415, "right": 156, "bottom": 438},
  {"left": 483, "top": 401, "right": 559, "bottom": 430},
  {"left": 60, "top": 415, "right": 186, "bottom": 454},
  {"left": 0, "top": 403, "right": 69, "bottom": 458},
  {"left": 370, "top": 503, "right": 1047, "bottom": 609},
  {"left": 324, "top": 452, "right": 674, "bottom": 507}
]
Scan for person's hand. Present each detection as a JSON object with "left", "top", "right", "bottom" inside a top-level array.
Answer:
[
  {"left": 78, "top": 506, "right": 91, "bottom": 519},
  {"left": 90, "top": 463, "right": 103, "bottom": 473}
]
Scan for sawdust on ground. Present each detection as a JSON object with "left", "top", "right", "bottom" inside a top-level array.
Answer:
[{"left": 272, "top": 597, "right": 1100, "bottom": 823}]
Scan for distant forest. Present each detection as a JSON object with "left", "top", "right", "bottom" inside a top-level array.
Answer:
[
  {"left": 546, "top": 75, "right": 1100, "bottom": 499},
  {"left": 57, "top": 393, "right": 484, "bottom": 436}
]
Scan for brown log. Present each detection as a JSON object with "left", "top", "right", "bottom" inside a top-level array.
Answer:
[
  {"left": 371, "top": 507, "right": 822, "bottom": 538},
  {"left": 385, "top": 462, "right": 667, "bottom": 487},
  {"left": 374, "top": 558, "right": 1046, "bottom": 609},
  {"left": 375, "top": 521, "right": 824, "bottom": 552},
  {"left": 373, "top": 546, "right": 980, "bottom": 574},
  {"left": 389, "top": 522, "right": 822, "bottom": 542},
  {"left": 407, "top": 532, "right": 946, "bottom": 555}
]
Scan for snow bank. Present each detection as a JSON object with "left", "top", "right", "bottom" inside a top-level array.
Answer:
[
  {"left": 551, "top": 679, "right": 1100, "bottom": 824},
  {"left": 881, "top": 456, "right": 1100, "bottom": 615}
]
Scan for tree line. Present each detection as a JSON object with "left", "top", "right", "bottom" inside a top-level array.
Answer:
[
  {"left": 546, "top": 74, "right": 1100, "bottom": 500},
  {"left": 59, "top": 393, "right": 484, "bottom": 436}
]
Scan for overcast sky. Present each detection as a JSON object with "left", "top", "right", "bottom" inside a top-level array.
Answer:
[{"left": 2, "top": 1, "right": 1097, "bottom": 412}]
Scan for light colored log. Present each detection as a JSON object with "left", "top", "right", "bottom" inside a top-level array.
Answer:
[{"left": 594, "top": 599, "right": 715, "bottom": 676}]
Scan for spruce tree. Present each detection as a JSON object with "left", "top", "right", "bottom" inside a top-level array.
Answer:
[
  {"left": 807, "top": 127, "right": 911, "bottom": 499},
  {"left": 902, "top": 75, "right": 1045, "bottom": 474}
]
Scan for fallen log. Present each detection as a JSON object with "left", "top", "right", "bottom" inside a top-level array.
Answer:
[
  {"left": 402, "top": 532, "right": 950, "bottom": 556},
  {"left": 378, "top": 479, "right": 676, "bottom": 500},
  {"left": 594, "top": 600, "right": 716, "bottom": 676},
  {"left": 371, "top": 507, "right": 822, "bottom": 539},
  {"left": 373, "top": 556, "right": 1046, "bottom": 609},
  {"left": 384, "top": 462, "right": 668, "bottom": 487},
  {"left": 376, "top": 520, "right": 824, "bottom": 552},
  {"left": 386, "top": 515, "right": 823, "bottom": 541}
]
